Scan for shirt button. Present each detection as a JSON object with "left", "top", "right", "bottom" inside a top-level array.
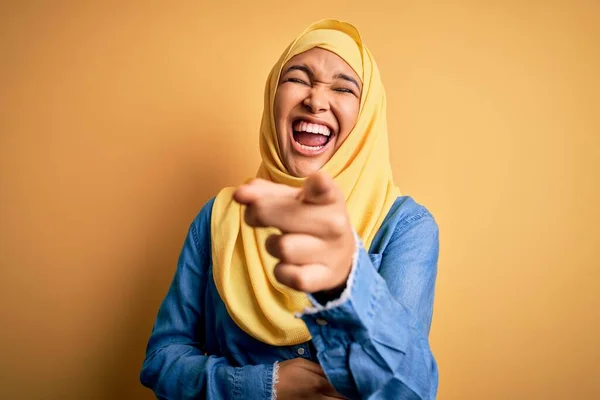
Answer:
[
  {"left": 297, "top": 347, "right": 305, "bottom": 356},
  {"left": 316, "top": 318, "right": 328, "bottom": 326}
]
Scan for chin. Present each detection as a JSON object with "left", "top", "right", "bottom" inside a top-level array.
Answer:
[{"left": 288, "top": 160, "right": 323, "bottom": 178}]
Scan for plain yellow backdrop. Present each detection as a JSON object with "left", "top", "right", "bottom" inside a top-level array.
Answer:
[{"left": 1, "top": 1, "right": 598, "bottom": 399}]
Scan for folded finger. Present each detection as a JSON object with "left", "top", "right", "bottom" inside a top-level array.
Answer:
[
  {"left": 265, "top": 233, "right": 328, "bottom": 264},
  {"left": 273, "top": 263, "right": 333, "bottom": 293},
  {"left": 248, "top": 199, "right": 347, "bottom": 239},
  {"left": 243, "top": 196, "right": 298, "bottom": 228}
]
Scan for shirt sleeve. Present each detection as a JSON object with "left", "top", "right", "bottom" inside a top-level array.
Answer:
[
  {"left": 140, "top": 199, "right": 275, "bottom": 400},
  {"left": 299, "top": 211, "right": 440, "bottom": 400}
]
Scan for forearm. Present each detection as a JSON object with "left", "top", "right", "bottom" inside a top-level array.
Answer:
[
  {"left": 300, "top": 235, "right": 438, "bottom": 399},
  {"left": 141, "top": 343, "right": 275, "bottom": 400}
]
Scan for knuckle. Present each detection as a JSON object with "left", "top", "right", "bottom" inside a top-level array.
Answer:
[
  {"left": 291, "top": 273, "right": 311, "bottom": 292},
  {"left": 277, "top": 235, "right": 295, "bottom": 263},
  {"left": 273, "top": 263, "right": 285, "bottom": 282},
  {"left": 314, "top": 376, "right": 328, "bottom": 391},
  {"left": 277, "top": 236, "right": 290, "bottom": 260},
  {"left": 328, "top": 212, "right": 348, "bottom": 236},
  {"left": 316, "top": 377, "right": 329, "bottom": 391}
]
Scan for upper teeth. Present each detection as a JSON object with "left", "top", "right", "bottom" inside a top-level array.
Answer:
[{"left": 294, "top": 121, "right": 331, "bottom": 137}]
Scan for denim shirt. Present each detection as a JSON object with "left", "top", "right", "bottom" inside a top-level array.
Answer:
[{"left": 140, "top": 196, "right": 439, "bottom": 400}]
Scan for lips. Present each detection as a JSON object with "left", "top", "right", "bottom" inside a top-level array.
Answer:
[{"left": 289, "top": 118, "right": 335, "bottom": 156}]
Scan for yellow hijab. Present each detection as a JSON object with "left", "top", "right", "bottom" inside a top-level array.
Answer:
[{"left": 210, "top": 19, "right": 400, "bottom": 346}]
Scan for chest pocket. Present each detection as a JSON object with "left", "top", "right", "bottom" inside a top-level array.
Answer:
[{"left": 368, "top": 253, "right": 383, "bottom": 271}]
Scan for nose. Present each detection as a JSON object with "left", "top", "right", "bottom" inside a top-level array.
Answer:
[{"left": 303, "top": 86, "right": 330, "bottom": 114}]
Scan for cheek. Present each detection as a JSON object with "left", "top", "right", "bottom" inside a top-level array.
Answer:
[
  {"left": 335, "top": 99, "right": 360, "bottom": 135},
  {"left": 273, "top": 90, "right": 290, "bottom": 150},
  {"left": 274, "top": 86, "right": 303, "bottom": 122},
  {"left": 273, "top": 90, "right": 285, "bottom": 123}
]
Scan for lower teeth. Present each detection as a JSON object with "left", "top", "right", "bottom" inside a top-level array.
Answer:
[{"left": 298, "top": 143, "right": 324, "bottom": 150}]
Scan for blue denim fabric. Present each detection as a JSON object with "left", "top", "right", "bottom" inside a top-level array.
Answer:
[{"left": 140, "top": 196, "right": 439, "bottom": 399}]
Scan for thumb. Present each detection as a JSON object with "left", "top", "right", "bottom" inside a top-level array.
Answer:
[{"left": 299, "top": 171, "right": 340, "bottom": 205}]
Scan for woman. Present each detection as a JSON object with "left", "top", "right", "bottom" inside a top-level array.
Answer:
[{"left": 140, "top": 19, "right": 439, "bottom": 400}]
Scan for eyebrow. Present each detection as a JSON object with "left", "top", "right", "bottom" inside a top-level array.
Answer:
[
  {"left": 283, "top": 64, "right": 361, "bottom": 90},
  {"left": 334, "top": 73, "right": 361, "bottom": 90},
  {"left": 284, "top": 64, "right": 314, "bottom": 78}
]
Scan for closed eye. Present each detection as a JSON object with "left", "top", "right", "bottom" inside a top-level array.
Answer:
[
  {"left": 334, "top": 87, "right": 358, "bottom": 97},
  {"left": 287, "top": 78, "right": 310, "bottom": 86}
]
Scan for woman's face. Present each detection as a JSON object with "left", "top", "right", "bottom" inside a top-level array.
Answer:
[{"left": 274, "top": 47, "right": 362, "bottom": 177}]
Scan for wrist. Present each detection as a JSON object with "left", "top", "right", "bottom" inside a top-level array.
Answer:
[
  {"left": 310, "top": 228, "right": 357, "bottom": 304},
  {"left": 313, "top": 264, "right": 350, "bottom": 303}
]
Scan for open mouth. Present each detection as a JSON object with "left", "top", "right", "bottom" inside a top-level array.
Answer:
[{"left": 291, "top": 119, "right": 334, "bottom": 154}]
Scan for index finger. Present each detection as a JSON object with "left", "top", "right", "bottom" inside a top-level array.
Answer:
[{"left": 233, "top": 179, "right": 299, "bottom": 205}]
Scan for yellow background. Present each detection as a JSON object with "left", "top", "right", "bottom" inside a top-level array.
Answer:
[{"left": 1, "top": 1, "right": 598, "bottom": 399}]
